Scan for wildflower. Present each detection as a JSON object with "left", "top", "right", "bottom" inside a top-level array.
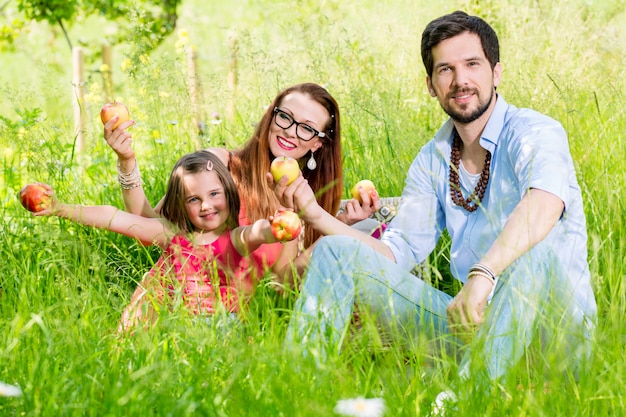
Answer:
[
  {"left": 432, "top": 390, "right": 457, "bottom": 416},
  {"left": 178, "top": 28, "right": 189, "bottom": 40},
  {"left": 334, "top": 397, "right": 385, "bottom": 417},
  {"left": 120, "top": 58, "right": 131, "bottom": 72},
  {"left": 0, "top": 381, "right": 22, "bottom": 397},
  {"left": 3, "top": 146, "right": 14, "bottom": 158}
]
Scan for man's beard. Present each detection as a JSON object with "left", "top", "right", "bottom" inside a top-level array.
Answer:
[{"left": 443, "top": 88, "right": 495, "bottom": 124}]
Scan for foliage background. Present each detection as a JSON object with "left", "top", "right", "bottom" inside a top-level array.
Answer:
[{"left": 1, "top": 0, "right": 625, "bottom": 415}]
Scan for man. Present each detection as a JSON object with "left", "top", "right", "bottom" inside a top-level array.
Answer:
[{"left": 278, "top": 9, "right": 597, "bottom": 405}]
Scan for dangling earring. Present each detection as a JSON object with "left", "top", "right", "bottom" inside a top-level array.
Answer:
[{"left": 306, "top": 150, "right": 317, "bottom": 170}]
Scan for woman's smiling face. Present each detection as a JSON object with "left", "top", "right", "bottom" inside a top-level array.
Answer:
[{"left": 268, "top": 91, "right": 329, "bottom": 160}]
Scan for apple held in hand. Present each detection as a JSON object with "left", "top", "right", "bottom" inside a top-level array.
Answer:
[
  {"left": 350, "top": 179, "right": 377, "bottom": 204},
  {"left": 271, "top": 210, "right": 302, "bottom": 241},
  {"left": 19, "top": 184, "right": 51, "bottom": 213},
  {"left": 100, "top": 101, "right": 130, "bottom": 130},
  {"left": 270, "top": 156, "right": 300, "bottom": 185}
]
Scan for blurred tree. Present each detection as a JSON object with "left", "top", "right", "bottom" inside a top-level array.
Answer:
[{"left": 1, "top": 0, "right": 180, "bottom": 53}]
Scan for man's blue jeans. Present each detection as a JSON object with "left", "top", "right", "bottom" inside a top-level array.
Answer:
[{"left": 285, "top": 235, "right": 595, "bottom": 380}]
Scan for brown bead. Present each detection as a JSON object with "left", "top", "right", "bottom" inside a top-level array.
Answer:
[{"left": 449, "top": 130, "right": 491, "bottom": 212}]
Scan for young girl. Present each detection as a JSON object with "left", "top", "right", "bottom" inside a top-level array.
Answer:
[{"left": 34, "top": 150, "right": 297, "bottom": 331}]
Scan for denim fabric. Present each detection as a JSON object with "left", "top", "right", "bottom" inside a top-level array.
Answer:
[{"left": 286, "top": 235, "right": 595, "bottom": 380}]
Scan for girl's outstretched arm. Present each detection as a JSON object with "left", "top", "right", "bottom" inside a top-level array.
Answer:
[
  {"left": 35, "top": 183, "right": 173, "bottom": 248},
  {"left": 231, "top": 219, "right": 277, "bottom": 256}
]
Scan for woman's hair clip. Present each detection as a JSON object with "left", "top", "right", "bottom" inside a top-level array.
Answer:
[{"left": 206, "top": 160, "right": 214, "bottom": 171}]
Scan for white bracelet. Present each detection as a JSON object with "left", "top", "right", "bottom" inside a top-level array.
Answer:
[
  {"left": 117, "top": 160, "right": 143, "bottom": 190},
  {"left": 468, "top": 263, "right": 499, "bottom": 292},
  {"left": 469, "top": 263, "right": 497, "bottom": 282},
  {"left": 467, "top": 270, "right": 495, "bottom": 287}
]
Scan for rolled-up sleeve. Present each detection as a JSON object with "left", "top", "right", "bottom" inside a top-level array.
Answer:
[{"left": 382, "top": 143, "right": 445, "bottom": 271}]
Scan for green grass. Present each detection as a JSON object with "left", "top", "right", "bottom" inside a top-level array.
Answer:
[{"left": 1, "top": 0, "right": 625, "bottom": 415}]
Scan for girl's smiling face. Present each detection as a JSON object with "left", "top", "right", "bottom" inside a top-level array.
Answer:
[{"left": 183, "top": 170, "right": 229, "bottom": 235}]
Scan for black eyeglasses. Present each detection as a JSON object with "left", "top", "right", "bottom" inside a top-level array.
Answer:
[{"left": 273, "top": 107, "right": 326, "bottom": 141}]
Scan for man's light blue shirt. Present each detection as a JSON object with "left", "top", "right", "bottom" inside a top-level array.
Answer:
[{"left": 382, "top": 95, "right": 592, "bottom": 307}]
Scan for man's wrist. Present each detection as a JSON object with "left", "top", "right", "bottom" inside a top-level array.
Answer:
[
  {"left": 468, "top": 263, "right": 498, "bottom": 286},
  {"left": 335, "top": 211, "right": 351, "bottom": 225}
]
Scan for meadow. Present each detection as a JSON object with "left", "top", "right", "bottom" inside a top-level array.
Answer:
[{"left": 1, "top": 0, "right": 625, "bottom": 415}]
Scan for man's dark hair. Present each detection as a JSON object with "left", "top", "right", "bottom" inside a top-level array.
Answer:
[{"left": 421, "top": 10, "right": 500, "bottom": 78}]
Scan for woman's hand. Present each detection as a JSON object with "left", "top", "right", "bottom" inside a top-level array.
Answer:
[
  {"left": 267, "top": 173, "right": 321, "bottom": 222},
  {"left": 267, "top": 172, "right": 310, "bottom": 211},
  {"left": 104, "top": 116, "right": 135, "bottom": 162}
]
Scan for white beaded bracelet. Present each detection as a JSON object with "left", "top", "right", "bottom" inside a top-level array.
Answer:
[{"left": 117, "top": 160, "right": 143, "bottom": 190}]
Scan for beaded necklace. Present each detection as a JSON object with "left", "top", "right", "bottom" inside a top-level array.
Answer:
[{"left": 449, "top": 130, "right": 491, "bottom": 212}]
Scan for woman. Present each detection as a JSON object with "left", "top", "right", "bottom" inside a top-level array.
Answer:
[{"left": 104, "top": 83, "right": 379, "bottom": 286}]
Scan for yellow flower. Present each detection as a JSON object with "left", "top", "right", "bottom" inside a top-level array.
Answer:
[
  {"left": 2, "top": 146, "right": 14, "bottom": 159},
  {"left": 139, "top": 54, "right": 150, "bottom": 65},
  {"left": 121, "top": 58, "right": 131, "bottom": 72}
]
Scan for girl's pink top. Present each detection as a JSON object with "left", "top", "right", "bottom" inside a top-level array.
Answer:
[{"left": 149, "top": 232, "right": 259, "bottom": 315}]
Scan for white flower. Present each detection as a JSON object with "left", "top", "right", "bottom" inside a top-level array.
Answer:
[
  {"left": 334, "top": 397, "right": 385, "bottom": 417},
  {"left": 0, "top": 381, "right": 22, "bottom": 397},
  {"left": 432, "top": 390, "right": 457, "bottom": 416}
]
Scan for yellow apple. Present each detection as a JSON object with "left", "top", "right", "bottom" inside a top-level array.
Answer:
[
  {"left": 270, "top": 156, "right": 300, "bottom": 185},
  {"left": 100, "top": 101, "right": 130, "bottom": 130},
  {"left": 350, "top": 179, "right": 377, "bottom": 204}
]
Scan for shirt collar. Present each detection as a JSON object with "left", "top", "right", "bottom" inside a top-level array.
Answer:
[{"left": 480, "top": 93, "right": 507, "bottom": 151}]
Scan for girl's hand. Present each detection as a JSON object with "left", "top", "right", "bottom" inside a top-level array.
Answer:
[
  {"left": 30, "top": 182, "right": 59, "bottom": 217},
  {"left": 269, "top": 209, "right": 302, "bottom": 242},
  {"left": 104, "top": 117, "right": 136, "bottom": 161}
]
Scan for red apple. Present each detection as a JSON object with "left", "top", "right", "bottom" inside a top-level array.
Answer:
[
  {"left": 271, "top": 210, "right": 302, "bottom": 241},
  {"left": 19, "top": 184, "right": 51, "bottom": 213},
  {"left": 100, "top": 101, "right": 130, "bottom": 130},
  {"left": 350, "top": 179, "right": 377, "bottom": 204},
  {"left": 270, "top": 156, "right": 300, "bottom": 185}
]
